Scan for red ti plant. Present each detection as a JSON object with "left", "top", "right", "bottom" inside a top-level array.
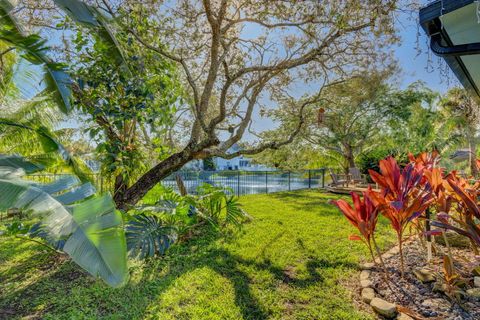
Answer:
[
  {"left": 368, "top": 156, "right": 433, "bottom": 277},
  {"left": 431, "top": 178, "right": 480, "bottom": 254},
  {"left": 330, "top": 187, "right": 380, "bottom": 264}
]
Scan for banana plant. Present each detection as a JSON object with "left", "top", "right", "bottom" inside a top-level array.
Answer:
[
  {"left": 0, "top": 0, "right": 72, "bottom": 113},
  {"left": 0, "top": 155, "right": 128, "bottom": 287}
]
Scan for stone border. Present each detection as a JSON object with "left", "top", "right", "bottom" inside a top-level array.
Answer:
[{"left": 358, "top": 245, "right": 412, "bottom": 320}]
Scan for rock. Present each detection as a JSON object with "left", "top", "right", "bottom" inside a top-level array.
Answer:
[
  {"left": 396, "top": 313, "right": 413, "bottom": 320},
  {"left": 435, "top": 232, "right": 471, "bottom": 248},
  {"left": 421, "top": 298, "right": 451, "bottom": 311},
  {"left": 361, "top": 287, "right": 375, "bottom": 303},
  {"left": 475, "top": 277, "right": 480, "bottom": 288},
  {"left": 472, "top": 266, "right": 480, "bottom": 277},
  {"left": 466, "top": 288, "right": 480, "bottom": 299},
  {"left": 432, "top": 282, "right": 447, "bottom": 293},
  {"left": 360, "top": 279, "right": 373, "bottom": 288},
  {"left": 389, "top": 246, "right": 399, "bottom": 254},
  {"left": 360, "top": 270, "right": 370, "bottom": 281},
  {"left": 360, "top": 262, "right": 375, "bottom": 270},
  {"left": 370, "top": 297, "right": 397, "bottom": 318},
  {"left": 413, "top": 268, "right": 435, "bottom": 283}
]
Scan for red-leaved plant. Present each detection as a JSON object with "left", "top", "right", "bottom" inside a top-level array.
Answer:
[
  {"left": 330, "top": 187, "right": 380, "bottom": 264},
  {"left": 368, "top": 156, "right": 433, "bottom": 277}
]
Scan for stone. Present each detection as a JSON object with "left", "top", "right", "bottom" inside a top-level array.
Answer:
[
  {"left": 474, "top": 277, "right": 480, "bottom": 288},
  {"left": 472, "top": 266, "right": 480, "bottom": 277},
  {"left": 434, "top": 232, "right": 471, "bottom": 248},
  {"left": 466, "top": 288, "right": 480, "bottom": 299},
  {"left": 360, "top": 279, "right": 373, "bottom": 288},
  {"left": 361, "top": 287, "right": 375, "bottom": 303},
  {"left": 432, "top": 282, "right": 447, "bottom": 293},
  {"left": 389, "top": 246, "right": 399, "bottom": 254},
  {"left": 360, "top": 262, "right": 375, "bottom": 270},
  {"left": 396, "top": 313, "right": 413, "bottom": 320},
  {"left": 370, "top": 297, "right": 397, "bottom": 318},
  {"left": 413, "top": 268, "right": 435, "bottom": 283},
  {"left": 360, "top": 270, "right": 371, "bottom": 281},
  {"left": 421, "top": 298, "right": 451, "bottom": 311}
]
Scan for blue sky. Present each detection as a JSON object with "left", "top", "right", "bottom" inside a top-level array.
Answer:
[{"left": 394, "top": 8, "right": 457, "bottom": 93}]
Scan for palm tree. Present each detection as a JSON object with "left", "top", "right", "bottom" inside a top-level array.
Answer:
[{"left": 440, "top": 88, "right": 480, "bottom": 177}]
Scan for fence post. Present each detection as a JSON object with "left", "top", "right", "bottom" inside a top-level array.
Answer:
[
  {"left": 237, "top": 171, "right": 240, "bottom": 196},
  {"left": 265, "top": 171, "right": 268, "bottom": 193},
  {"left": 321, "top": 169, "right": 325, "bottom": 188},
  {"left": 288, "top": 171, "right": 291, "bottom": 191},
  {"left": 308, "top": 170, "right": 311, "bottom": 189}
]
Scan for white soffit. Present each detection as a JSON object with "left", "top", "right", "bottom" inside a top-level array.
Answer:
[{"left": 441, "top": 3, "right": 480, "bottom": 91}]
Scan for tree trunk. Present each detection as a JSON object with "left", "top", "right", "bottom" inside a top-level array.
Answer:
[
  {"left": 114, "top": 141, "right": 214, "bottom": 210},
  {"left": 344, "top": 144, "right": 356, "bottom": 174}
]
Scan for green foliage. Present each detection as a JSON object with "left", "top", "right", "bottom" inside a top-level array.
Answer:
[
  {"left": 0, "top": 190, "right": 395, "bottom": 319},
  {"left": 125, "top": 183, "right": 249, "bottom": 260},
  {"left": 0, "top": 155, "right": 128, "bottom": 287},
  {"left": 126, "top": 214, "right": 177, "bottom": 259},
  {"left": 70, "top": 6, "right": 182, "bottom": 191},
  {"left": 196, "top": 184, "right": 249, "bottom": 228},
  {"left": 356, "top": 148, "right": 394, "bottom": 175},
  {"left": 0, "top": 0, "right": 72, "bottom": 113}
]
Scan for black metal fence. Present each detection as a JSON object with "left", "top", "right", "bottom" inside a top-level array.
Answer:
[
  {"left": 162, "top": 169, "right": 326, "bottom": 196},
  {"left": 27, "top": 169, "right": 327, "bottom": 196}
]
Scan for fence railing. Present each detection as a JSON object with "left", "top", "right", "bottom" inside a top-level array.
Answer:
[{"left": 27, "top": 169, "right": 328, "bottom": 196}]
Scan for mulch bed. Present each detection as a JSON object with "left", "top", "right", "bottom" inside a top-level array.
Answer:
[{"left": 369, "top": 240, "right": 479, "bottom": 319}]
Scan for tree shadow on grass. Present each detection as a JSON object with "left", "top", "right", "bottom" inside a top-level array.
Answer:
[{"left": 0, "top": 227, "right": 358, "bottom": 320}]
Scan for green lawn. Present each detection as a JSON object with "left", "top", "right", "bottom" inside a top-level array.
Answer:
[{"left": 0, "top": 190, "right": 395, "bottom": 320}]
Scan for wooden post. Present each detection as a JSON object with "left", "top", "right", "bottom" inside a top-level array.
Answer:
[{"left": 426, "top": 208, "right": 432, "bottom": 262}]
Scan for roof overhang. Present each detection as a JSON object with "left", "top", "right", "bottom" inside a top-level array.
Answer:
[{"left": 420, "top": 0, "right": 480, "bottom": 101}]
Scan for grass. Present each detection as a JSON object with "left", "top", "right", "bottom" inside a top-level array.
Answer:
[{"left": 0, "top": 190, "right": 395, "bottom": 319}]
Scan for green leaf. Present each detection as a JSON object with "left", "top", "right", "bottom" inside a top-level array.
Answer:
[
  {"left": 52, "top": 0, "right": 127, "bottom": 67},
  {"left": 126, "top": 214, "right": 177, "bottom": 259},
  {"left": 0, "top": 0, "right": 72, "bottom": 113},
  {"left": 0, "top": 154, "right": 44, "bottom": 174},
  {"left": 64, "top": 195, "right": 129, "bottom": 287}
]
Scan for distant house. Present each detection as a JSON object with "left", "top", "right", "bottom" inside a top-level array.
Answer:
[{"left": 182, "top": 144, "right": 273, "bottom": 171}]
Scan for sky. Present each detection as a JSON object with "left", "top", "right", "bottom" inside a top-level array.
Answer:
[{"left": 393, "top": 7, "right": 458, "bottom": 93}]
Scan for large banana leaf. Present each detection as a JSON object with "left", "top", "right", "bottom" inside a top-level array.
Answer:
[
  {"left": 0, "top": 116, "right": 94, "bottom": 183},
  {"left": 52, "top": 0, "right": 127, "bottom": 67},
  {"left": 0, "top": 0, "right": 72, "bottom": 113},
  {"left": 64, "top": 194, "right": 128, "bottom": 287},
  {"left": 0, "top": 156, "right": 128, "bottom": 287}
]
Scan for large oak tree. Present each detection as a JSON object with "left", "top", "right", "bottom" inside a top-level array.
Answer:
[{"left": 11, "top": 0, "right": 401, "bottom": 209}]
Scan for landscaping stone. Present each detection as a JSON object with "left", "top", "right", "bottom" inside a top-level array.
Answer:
[
  {"left": 396, "top": 313, "right": 413, "bottom": 320},
  {"left": 473, "top": 266, "right": 480, "bottom": 277},
  {"left": 413, "top": 268, "right": 435, "bottom": 283},
  {"left": 421, "top": 298, "right": 450, "bottom": 311},
  {"left": 474, "top": 276, "right": 480, "bottom": 288},
  {"left": 370, "top": 297, "right": 397, "bottom": 318},
  {"left": 360, "top": 279, "right": 373, "bottom": 288},
  {"left": 466, "top": 288, "right": 480, "bottom": 299},
  {"left": 360, "top": 262, "right": 375, "bottom": 270},
  {"left": 432, "top": 282, "right": 446, "bottom": 293},
  {"left": 360, "top": 270, "right": 370, "bottom": 281},
  {"left": 361, "top": 287, "right": 375, "bottom": 303},
  {"left": 435, "top": 232, "right": 471, "bottom": 248}
]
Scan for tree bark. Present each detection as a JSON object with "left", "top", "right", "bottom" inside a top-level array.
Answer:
[
  {"left": 114, "top": 140, "right": 217, "bottom": 210},
  {"left": 343, "top": 144, "right": 356, "bottom": 174}
]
